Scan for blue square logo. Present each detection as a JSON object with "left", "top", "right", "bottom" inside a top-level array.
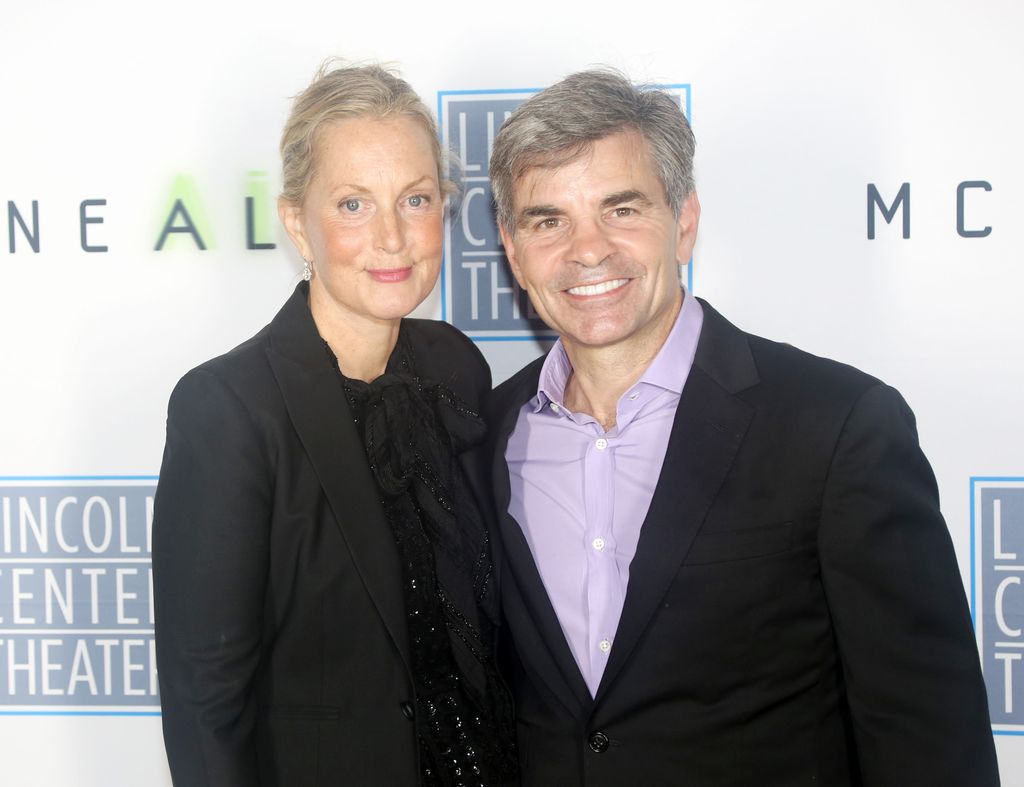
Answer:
[
  {"left": 972, "top": 477, "right": 1024, "bottom": 733},
  {"left": 0, "top": 477, "right": 159, "bottom": 714}
]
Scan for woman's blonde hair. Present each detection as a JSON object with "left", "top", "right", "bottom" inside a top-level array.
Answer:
[{"left": 279, "top": 59, "right": 451, "bottom": 204}]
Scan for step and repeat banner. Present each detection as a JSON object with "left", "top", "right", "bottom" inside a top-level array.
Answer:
[{"left": 1, "top": 0, "right": 1021, "bottom": 783}]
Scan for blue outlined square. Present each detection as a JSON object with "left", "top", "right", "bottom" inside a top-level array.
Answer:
[
  {"left": 971, "top": 476, "right": 1024, "bottom": 734},
  {"left": 437, "top": 84, "right": 692, "bottom": 342},
  {"left": 0, "top": 476, "right": 160, "bottom": 716}
]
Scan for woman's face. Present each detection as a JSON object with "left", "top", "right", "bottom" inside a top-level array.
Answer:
[{"left": 281, "top": 115, "right": 444, "bottom": 328}]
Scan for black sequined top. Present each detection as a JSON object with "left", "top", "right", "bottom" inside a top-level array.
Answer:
[{"left": 329, "top": 328, "right": 517, "bottom": 787}]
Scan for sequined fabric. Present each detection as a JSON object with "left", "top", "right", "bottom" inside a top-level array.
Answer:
[{"left": 330, "top": 328, "right": 517, "bottom": 787}]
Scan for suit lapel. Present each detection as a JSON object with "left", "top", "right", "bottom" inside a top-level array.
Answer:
[
  {"left": 595, "top": 300, "right": 758, "bottom": 701},
  {"left": 489, "top": 362, "right": 594, "bottom": 718},
  {"left": 265, "top": 284, "right": 410, "bottom": 670}
]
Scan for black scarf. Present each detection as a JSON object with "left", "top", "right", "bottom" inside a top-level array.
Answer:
[{"left": 329, "top": 329, "right": 516, "bottom": 787}]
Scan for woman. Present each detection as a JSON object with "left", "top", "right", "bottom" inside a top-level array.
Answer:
[{"left": 153, "top": 62, "right": 516, "bottom": 787}]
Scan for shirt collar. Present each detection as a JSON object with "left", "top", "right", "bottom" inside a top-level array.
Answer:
[
  {"left": 531, "top": 288, "right": 704, "bottom": 412},
  {"left": 638, "top": 288, "right": 703, "bottom": 395},
  {"left": 533, "top": 338, "right": 572, "bottom": 412}
]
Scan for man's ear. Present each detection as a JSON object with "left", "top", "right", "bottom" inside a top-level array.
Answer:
[
  {"left": 278, "top": 198, "right": 312, "bottom": 261},
  {"left": 674, "top": 191, "right": 701, "bottom": 265},
  {"left": 499, "top": 223, "right": 527, "bottom": 289}
]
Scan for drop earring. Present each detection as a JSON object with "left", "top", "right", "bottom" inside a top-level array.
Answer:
[{"left": 302, "top": 258, "right": 312, "bottom": 282}]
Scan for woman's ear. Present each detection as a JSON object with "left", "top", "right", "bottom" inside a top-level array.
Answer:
[{"left": 278, "top": 198, "right": 312, "bottom": 260}]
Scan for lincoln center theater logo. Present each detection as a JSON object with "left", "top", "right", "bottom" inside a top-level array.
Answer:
[
  {"left": 438, "top": 85, "right": 691, "bottom": 341},
  {"left": 972, "top": 477, "right": 1024, "bottom": 733},
  {"left": 0, "top": 478, "right": 158, "bottom": 715}
]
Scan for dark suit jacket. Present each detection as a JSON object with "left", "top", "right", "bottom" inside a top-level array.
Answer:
[
  {"left": 486, "top": 299, "right": 998, "bottom": 787},
  {"left": 153, "top": 283, "right": 492, "bottom": 787}
]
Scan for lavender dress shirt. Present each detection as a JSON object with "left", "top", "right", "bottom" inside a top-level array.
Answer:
[{"left": 505, "top": 290, "right": 704, "bottom": 696}]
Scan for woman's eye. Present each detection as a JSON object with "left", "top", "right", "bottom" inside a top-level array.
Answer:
[
  {"left": 408, "top": 195, "right": 424, "bottom": 207},
  {"left": 343, "top": 199, "right": 361, "bottom": 212}
]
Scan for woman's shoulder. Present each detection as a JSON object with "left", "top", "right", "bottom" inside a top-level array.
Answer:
[
  {"left": 169, "top": 284, "right": 313, "bottom": 411},
  {"left": 167, "top": 322, "right": 280, "bottom": 420},
  {"left": 403, "top": 319, "right": 491, "bottom": 402}
]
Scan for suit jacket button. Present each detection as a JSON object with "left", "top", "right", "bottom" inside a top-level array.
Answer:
[
  {"left": 588, "top": 732, "right": 610, "bottom": 753},
  {"left": 400, "top": 701, "right": 415, "bottom": 720}
]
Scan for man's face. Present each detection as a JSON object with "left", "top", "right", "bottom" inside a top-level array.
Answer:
[{"left": 500, "top": 130, "right": 699, "bottom": 357}]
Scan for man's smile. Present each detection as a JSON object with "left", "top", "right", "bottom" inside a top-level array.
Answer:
[{"left": 564, "top": 278, "right": 631, "bottom": 297}]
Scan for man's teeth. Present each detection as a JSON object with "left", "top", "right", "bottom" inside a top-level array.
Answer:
[{"left": 566, "top": 279, "right": 629, "bottom": 296}]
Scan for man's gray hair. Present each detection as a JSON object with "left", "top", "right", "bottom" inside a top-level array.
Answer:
[{"left": 489, "top": 69, "right": 696, "bottom": 233}]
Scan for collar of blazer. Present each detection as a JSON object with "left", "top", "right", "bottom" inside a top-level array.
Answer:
[
  {"left": 490, "top": 298, "right": 760, "bottom": 713},
  {"left": 262, "top": 282, "right": 412, "bottom": 673}
]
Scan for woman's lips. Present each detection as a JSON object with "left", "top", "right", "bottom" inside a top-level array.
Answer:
[{"left": 368, "top": 267, "right": 412, "bottom": 283}]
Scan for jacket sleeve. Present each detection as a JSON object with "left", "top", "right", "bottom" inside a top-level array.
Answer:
[
  {"left": 819, "top": 383, "right": 999, "bottom": 785},
  {"left": 153, "top": 367, "right": 271, "bottom": 787}
]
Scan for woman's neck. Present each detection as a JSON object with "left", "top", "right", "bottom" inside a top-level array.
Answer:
[{"left": 309, "top": 294, "right": 400, "bottom": 383}]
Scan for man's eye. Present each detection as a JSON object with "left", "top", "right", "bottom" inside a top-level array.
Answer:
[
  {"left": 538, "top": 218, "right": 559, "bottom": 229},
  {"left": 614, "top": 207, "right": 635, "bottom": 217}
]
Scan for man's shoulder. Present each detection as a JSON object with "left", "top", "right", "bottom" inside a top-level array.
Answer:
[
  {"left": 749, "top": 331, "right": 880, "bottom": 393},
  {"left": 700, "top": 299, "right": 883, "bottom": 406},
  {"left": 486, "top": 353, "right": 547, "bottom": 422}
]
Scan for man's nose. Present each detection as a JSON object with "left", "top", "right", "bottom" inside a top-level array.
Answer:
[{"left": 566, "top": 217, "right": 614, "bottom": 267}]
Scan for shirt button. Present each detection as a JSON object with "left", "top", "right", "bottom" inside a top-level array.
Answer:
[
  {"left": 550, "top": 403, "right": 561, "bottom": 413},
  {"left": 599, "top": 639, "right": 612, "bottom": 653},
  {"left": 595, "top": 438, "right": 608, "bottom": 450},
  {"left": 628, "top": 391, "right": 640, "bottom": 400},
  {"left": 592, "top": 537, "right": 606, "bottom": 551}
]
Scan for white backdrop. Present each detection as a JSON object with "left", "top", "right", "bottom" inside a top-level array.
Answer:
[{"left": 1, "top": 0, "right": 1021, "bottom": 783}]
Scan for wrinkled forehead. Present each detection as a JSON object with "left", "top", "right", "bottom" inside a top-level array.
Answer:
[
  {"left": 514, "top": 139, "right": 592, "bottom": 185},
  {"left": 511, "top": 129, "right": 658, "bottom": 204}
]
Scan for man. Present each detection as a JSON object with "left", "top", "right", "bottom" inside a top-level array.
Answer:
[{"left": 484, "top": 70, "right": 998, "bottom": 786}]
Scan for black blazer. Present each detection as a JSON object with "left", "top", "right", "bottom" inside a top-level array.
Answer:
[
  {"left": 153, "top": 283, "right": 492, "bottom": 786},
  {"left": 486, "top": 300, "right": 998, "bottom": 787}
]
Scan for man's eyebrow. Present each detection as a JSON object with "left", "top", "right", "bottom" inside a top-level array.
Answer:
[
  {"left": 516, "top": 205, "right": 565, "bottom": 226},
  {"left": 601, "top": 190, "right": 654, "bottom": 209}
]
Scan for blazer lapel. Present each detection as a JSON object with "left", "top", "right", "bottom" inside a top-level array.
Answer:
[
  {"left": 489, "top": 362, "right": 594, "bottom": 718},
  {"left": 265, "top": 284, "right": 410, "bottom": 670},
  {"left": 595, "top": 300, "right": 758, "bottom": 701}
]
